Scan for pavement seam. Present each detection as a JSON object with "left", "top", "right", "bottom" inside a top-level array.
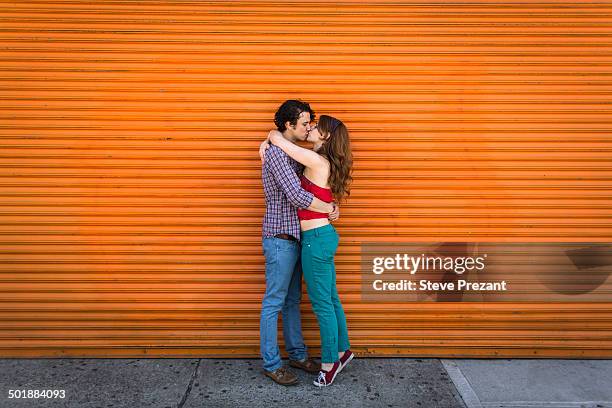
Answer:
[
  {"left": 177, "top": 358, "right": 201, "bottom": 408},
  {"left": 481, "top": 402, "right": 612, "bottom": 408},
  {"left": 441, "top": 359, "right": 484, "bottom": 408}
]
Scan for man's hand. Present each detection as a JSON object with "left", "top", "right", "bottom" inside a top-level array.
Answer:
[
  {"left": 259, "top": 138, "right": 270, "bottom": 163},
  {"left": 328, "top": 202, "right": 340, "bottom": 222}
]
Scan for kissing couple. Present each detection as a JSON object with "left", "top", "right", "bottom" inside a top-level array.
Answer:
[{"left": 258, "top": 100, "right": 354, "bottom": 387}]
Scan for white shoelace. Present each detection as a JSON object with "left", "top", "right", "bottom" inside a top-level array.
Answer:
[{"left": 316, "top": 371, "right": 327, "bottom": 386}]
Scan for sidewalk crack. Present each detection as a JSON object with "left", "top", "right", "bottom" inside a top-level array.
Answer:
[{"left": 177, "top": 359, "right": 201, "bottom": 408}]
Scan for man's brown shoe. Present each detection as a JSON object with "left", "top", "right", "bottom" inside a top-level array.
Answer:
[
  {"left": 289, "top": 357, "right": 321, "bottom": 374},
  {"left": 263, "top": 366, "right": 298, "bottom": 386}
]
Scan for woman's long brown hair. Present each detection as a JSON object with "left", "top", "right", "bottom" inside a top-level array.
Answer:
[{"left": 316, "top": 115, "right": 353, "bottom": 203}]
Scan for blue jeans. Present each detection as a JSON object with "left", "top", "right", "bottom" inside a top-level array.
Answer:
[{"left": 260, "top": 237, "right": 308, "bottom": 372}]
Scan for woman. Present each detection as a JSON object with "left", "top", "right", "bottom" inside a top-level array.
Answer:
[{"left": 265, "top": 115, "right": 354, "bottom": 387}]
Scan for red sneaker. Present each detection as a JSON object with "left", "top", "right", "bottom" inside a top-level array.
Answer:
[
  {"left": 339, "top": 349, "right": 354, "bottom": 372},
  {"left": 313, "top": 361, "right": 341, "bottom": 387}
]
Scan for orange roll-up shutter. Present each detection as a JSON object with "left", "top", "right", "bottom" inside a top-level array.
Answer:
[{"left": 0, "top": 1, "right": 611, "bottom": 358}]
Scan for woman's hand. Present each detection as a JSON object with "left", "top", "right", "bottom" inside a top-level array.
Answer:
[
  {"left": 259, "top": 130, "right": 284, "bottom": 163},
  {"left": 259, "top": 137, "right": 270, "bottom": 163},
  {"left": 268, "top": 129, "right": 283, "bottom": 145}
]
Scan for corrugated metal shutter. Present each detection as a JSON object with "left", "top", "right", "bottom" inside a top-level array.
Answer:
[{"left": 1, "top": 1, "right": 611, "bottom": 358}]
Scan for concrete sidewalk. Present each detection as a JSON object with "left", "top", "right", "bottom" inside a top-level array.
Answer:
[
  {"left": 0, "top": 358, "right": 610, "bottom": 408},
  {"left": 442, "top": 359, "right": 612, "bottom": 408}
]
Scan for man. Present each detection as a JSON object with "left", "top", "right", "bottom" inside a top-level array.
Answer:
[{"left": 258, "top": 100, "right": 339, "bottom": 386}]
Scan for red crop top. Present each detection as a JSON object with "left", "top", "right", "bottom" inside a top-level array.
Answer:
[{"left": 297, "top": 175, "right": 334, "bottom": 221}]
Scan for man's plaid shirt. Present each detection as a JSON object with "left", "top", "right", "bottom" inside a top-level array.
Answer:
[{"left": 262, "top": 145, "right": 314, "bottom": 241}]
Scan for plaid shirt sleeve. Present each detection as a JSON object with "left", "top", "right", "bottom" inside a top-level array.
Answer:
[{"left": 266, "top": 146, "right": 314, "bottom": 209}]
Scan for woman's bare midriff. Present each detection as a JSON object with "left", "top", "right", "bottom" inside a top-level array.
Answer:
[{"left": 301, "top": 218, "right": 330, "bottom": 232}]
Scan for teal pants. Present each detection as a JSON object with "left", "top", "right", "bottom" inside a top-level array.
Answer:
[{"left": 301, "top": 224, "right": 351, "bottom": 363}]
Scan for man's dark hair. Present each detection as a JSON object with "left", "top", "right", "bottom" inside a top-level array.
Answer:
[{"left": 274, "top": 100, "right": 315, "bottom": 132}]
